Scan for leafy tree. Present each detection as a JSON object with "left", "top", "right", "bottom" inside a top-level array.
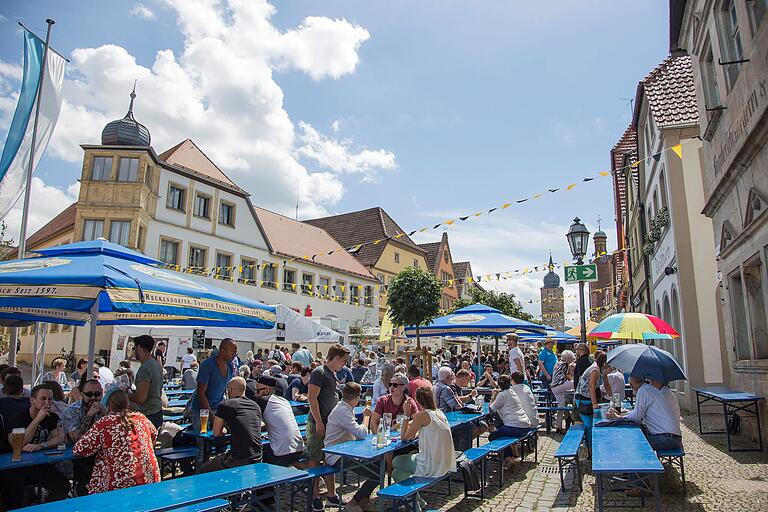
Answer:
[
  {"left": 386, "top": 266, "right": 442, "bottom": 348},
  {"left": 451, "top": 287, "right": 535, "bottom": 322},
  {"left": 0, "top": 221, "right": 15, "bottom": 262}
]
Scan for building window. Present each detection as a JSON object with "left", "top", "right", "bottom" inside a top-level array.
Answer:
[
  {"left": 283, "top": 269, "right": 297, "bottom": 292},
  {"left": 728, "top": 269, "right": 751, "bottom": 359},
  {"left": 443, "top": 251, "right": 449, "bottom": 263},
  {"left": 159, "top": 238, "right": 179, "bottom": 265},
  {"left": 215, "top": 252, "right": 232, "bottom": 280},
  {"left": 364, "top": 286, "right": 373, "bottom": 306},
  {"left": 188, "top": 246, "right": 207, "bottom": 270},
  {"left": 62, "top": 324, "right": 71, "bottom": 332},
  {"left": 749, "top": 0, "right": 767, "bottom": 31},
  {"left": 219, "top": 201, "right": 235, "bottom": 227},
  {"left": 49, "top": 323, "right": 59, "bottom": 333},
  {"left": 194, "top": 194, "right": 211, "bottom": 219},
  {"left": 262, "top": 263, "right": 276, "bottom": 288},
  {"left": 659, "top": 168, "right": 669, "bottom": 212},
  {"left": 319, "top": 276, "right": 331, "bottom": 297},
  {"left": 744, "top": 257, "right": 768, "bottom": 359},
  {"left": 109, "top": 220, "right": 131, "bottom": 246},
  {"left": 167, "top": 184, "right": 186, "bottom": 211},
  {"left": 336, "top": 280, "right": 346, "bottom": 301},
  {"left": 350, "top": 284, "right": 360, "bottom": 305},
  {"left": 701, "top": 42, "right": 722, "bottom": 109},
  {"left": 720, "top": 0, "right": 744, "bottom": 88},
  {"left": 91, "top": 156, "right": 113, "bottom": 181},
  {"left": 144, "top": 165, "right": 153, "bottom": 187},
  {"left": 241, "top": 258, "right": 256, "bottom": 284},
  {"left": 413, "top": 258, "right": 418, "bottom": 267},
  {"left": 394, "top": 252, "right": 400, "bottom": 263},
  {"left": 302, "top": 273, "right": 314, "bottom": 295},
  {"left": 117, "top": 157, "right": 139, "bottom": 182},
  {"left": 82, "top": 219, "right": 104, "bottom": 241}
]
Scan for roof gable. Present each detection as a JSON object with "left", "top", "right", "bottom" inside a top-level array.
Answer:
[
  {"left": 305, "top": 207, "right": 424, "bottom": 267},
  {"left": 254, "top": 207, "right": 376, "bottom": 281},
  {"left": 634, "top": 55, "right": 699, "bottom": 128},
  {"left": 418, "top": 232, "right": 452, "bottom": 274},
  {"left": 158, "top": 139, "right": 246, "bottom": 194},
  {"left": 452, "top": 261, "right": 471, "bottom": 279}
]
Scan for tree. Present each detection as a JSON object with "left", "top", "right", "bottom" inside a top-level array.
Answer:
[
  {"left": 0, "top": 221, "right": 15, "bottom": 261},
  {"left": 451, "top": 287, "right": 535, "bottom": 322},
  {"left": 386, "top": 266, "right": 442, "bottom": 348}
]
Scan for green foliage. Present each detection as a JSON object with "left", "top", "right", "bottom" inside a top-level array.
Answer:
[
  {"left": 386, "top": 266, "right": 442, "bottom": 330},
  {"left": 451, "top": 287, "right": 534, "bottom": 322}
]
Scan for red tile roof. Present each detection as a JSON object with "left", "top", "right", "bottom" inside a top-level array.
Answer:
[
  {"left": 254, "top": 207, "right": 376, "bottom": 281},
  {"left": 452, "top": 261, "right": 471, "bottom": 280},
  {"left": 418, "top": 241, "right": 441, "bottom": 273},
  {"left": 305, "top": 207, "right": 425, "bottom": 267},
  {"left": 158, "top": 139, "right": 246, "bottom": 194},
  {"left": 8, "top": 203, "right": 77, "bottom": 257},
  {"left": 610, "top": 125, "right": 637, "bottom": 249},
  {"left": 635, "top": 54, "right": 699, "bottom": 128}
]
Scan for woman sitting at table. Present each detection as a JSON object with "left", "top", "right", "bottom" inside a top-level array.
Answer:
[
  {"left": 476, "top": 364, "right": 498, "bottom": 389},
  {"left": 371, "top": 373, "right": 419, "bottom": 432},
  {"left": 489, "top": 375, "right": 534, "bottom": 469},
  {"left": 549, "top": 350, "right": 576, "bottom": 434},
  {"left": 73, "top": 389, "right": 160, "bottom": 494},
  {"left": 41, "top": 358, "right": 69, "bottom": 388},
  {"left": 372, "top": 363, "right": 394, "bottom": 406},
  {"left": 392, "top": 386, "right": 457, "bottom": 512}
]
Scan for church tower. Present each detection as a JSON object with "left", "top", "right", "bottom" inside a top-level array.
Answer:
[
  {"left": 589, "top": 225, "right": 613, "bottom": 321},
  {"left": 540, "top": 253, "right": 565, "bottom": 331}
]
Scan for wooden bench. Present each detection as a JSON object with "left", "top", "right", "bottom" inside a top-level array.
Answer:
[
  {"left": 289, "top": 464, "right": 342, "bottom": 512},
  {"left": 554, "top": 425, "right": 585, "bottom": 491},
  {"left": 656, "top": 448, "right": 686, "bottom": 494},
  {"left": 376, "top": 474, "right": 452, "bottom": 512}
]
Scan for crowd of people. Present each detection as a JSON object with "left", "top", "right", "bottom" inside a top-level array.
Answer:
[{"left": 0, "top": 333, "right": 684, "bottom": 510}]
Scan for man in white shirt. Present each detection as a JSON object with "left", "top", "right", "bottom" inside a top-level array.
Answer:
[
  {"left": 607, "top": 377, "right": 682, "bottom": 451},
  {"left": 95, "top": 358, "right": 114, "bottom": 388},
  {"left": 323, "top": 382, "right": 374, "bottom": 512},
  {"left": 506, "top": 333, "right": 525, "bottom": 378},
  {"left": 510, "top": 371, "right": 539, "bottom": 427},
  {"left": 253, "top": 376, "right": 305, "bottom": 466},
  {"left": 181, "top": 348, "right": 197, "bottom": 370},
  {"left": 601, "top": 366, "right": 626, "bottom": 402}
]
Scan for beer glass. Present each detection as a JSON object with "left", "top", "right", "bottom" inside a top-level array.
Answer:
[
  {"left": 11, "top": 428, "right": 25, "bottom": 462},
  {"left": 365, "top": 395, "right": 372, "bottom": 408},
  {"left": 199, "top": 409, "right": 210, "bottom": 434}
]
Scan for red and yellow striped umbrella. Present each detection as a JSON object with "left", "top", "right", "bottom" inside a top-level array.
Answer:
[{"left": 588, "top": 312, "right": 680, "bottom": 341}]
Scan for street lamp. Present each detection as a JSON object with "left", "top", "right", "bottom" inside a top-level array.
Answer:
[{"left": 566, "top": 217, "right": 591, "bottom": 344}]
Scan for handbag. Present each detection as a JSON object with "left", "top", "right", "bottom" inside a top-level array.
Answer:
[{"left": 576, "top": 400, "right": 594, "bottom": 416}]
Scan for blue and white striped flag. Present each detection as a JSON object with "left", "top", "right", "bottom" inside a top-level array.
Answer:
[{"left": 0, "top": 27, "right": 66, "bottom": 219}]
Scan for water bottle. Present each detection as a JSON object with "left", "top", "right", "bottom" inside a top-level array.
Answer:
[{"left": 377, "top": 420, "right": 384, "bottom": 448}]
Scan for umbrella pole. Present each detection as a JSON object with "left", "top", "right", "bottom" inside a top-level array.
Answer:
[
  {"left": 31, "top": 323, "right": 40, "bottom": 384},
  {"left": 87, "top": 295, "right": 99, "bottom": 379}
]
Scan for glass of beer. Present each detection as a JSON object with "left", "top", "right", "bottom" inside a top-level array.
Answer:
[
  {"left": 365, "top": 395, "right": 372, "bottom": 408},
  {"left": 11, "top": 428, "right": 25, "bottom": 462},
  {"left": 199, "top": 409, "right": 210, "bottom": 434}
]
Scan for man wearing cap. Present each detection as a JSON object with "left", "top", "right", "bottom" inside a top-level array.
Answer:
[
  {"left": 254, "top": 375, "right": 305, "bottom": 466},
  {"left": 268, "top": 365, "right": 290, "bottom": 399},
  {"left": 129, "top": 335, "right": 164, "bottom": 428},
  {"left": 95, "top": 357, "right": 114, "bottom": 388},
  {"left": 200, "top": 377, "right": 263, "bottom": 473}
]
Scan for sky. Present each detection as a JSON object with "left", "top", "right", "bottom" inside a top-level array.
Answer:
[{"left": 0, "top": 0, "right": 670, "bottom": 323}]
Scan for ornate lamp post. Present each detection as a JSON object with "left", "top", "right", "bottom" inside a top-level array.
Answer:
[{"left": 566, "top": 217, "right": 590, "bottom": 343}]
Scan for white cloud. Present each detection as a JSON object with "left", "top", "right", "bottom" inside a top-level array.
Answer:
[
  {"left": 3, "top": 177, "right": 79, "bottom": 243},
  {"left": 130, "top": 3, "right": 156, "bottom": 20},
  {"left": 296, "top": 122, "right": 396, "bottom": 183},
  {"left": 331, "top": 119, "right": 341, "bottom": 132},
  {"left": 410, "top": 212, "right": 584, "bottom": 322},
  {"left": 0, "top": 0, "right": 393, "bottom": 228}
]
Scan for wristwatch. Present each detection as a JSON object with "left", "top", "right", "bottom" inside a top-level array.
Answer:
[{"left": 41, "top": 441, "right": 48, "bottom": 449}]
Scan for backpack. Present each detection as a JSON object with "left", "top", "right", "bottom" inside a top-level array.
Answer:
[{"left": 270, "top": 350, "right": 284, "bottom": 363}]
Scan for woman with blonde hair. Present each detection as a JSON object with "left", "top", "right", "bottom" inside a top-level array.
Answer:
[
  {"left": 372, "top": 363, "right": 394, "bottom": 406},
  {"left": 550, "top": 349, "right": 576, "bottom": 433},
  {"left": 73, "top": 389, "right": 160, "bottom": 494}
]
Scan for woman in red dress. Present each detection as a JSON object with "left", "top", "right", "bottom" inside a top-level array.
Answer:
[{"left": 73, "top": 389, "right": 160, "bottom": 494}]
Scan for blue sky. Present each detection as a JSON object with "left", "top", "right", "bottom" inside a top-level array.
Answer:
[{"left": 0, "top": 1, "right": 670, "bottom": 321}]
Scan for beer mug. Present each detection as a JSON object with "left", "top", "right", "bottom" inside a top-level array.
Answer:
[
  {"left": 11, "top": 428, "right": 25, "bottom": 462},
  {"left": 199, "top": 409, "right": 210, "bottom": 434},
  {"left": 365, "top": 395, "right": 372, "bottom": 408}
]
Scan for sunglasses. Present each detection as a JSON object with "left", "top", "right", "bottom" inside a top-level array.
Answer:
[
  {"left": 83, "top": 391, "right": 103, "bottom": 398},
  {"left": 389, "top": 383, "right": 402, "bottom": 388}
]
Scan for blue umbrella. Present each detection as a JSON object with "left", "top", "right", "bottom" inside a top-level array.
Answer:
[
  {"left": 606, "top": 343, "right": 687, "bottom": 383},
  {"left": 518, "top": 327, "right": 578, "bottom": 343},
  {"left": 0, "top": 239, "right": 276, "bottom": 328},
  {"left": 404, "top": 304, "right": 546, "bottom": 337}
]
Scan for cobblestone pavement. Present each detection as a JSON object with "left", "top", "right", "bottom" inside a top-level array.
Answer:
[{"left": 312, "top": 413, "right": 767, "bottom": 512}]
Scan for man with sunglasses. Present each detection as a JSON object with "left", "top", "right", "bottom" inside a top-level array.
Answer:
[{"left": 62, "top": 378, "right": 105, "bottom": 496}]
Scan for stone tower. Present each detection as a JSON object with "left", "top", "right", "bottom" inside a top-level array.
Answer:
[
  {"left": 589, "top": 226, "right": 613, "bottom": 321},
  {"left": 540, "top": 253, "right": 565, "bottom": 331}
]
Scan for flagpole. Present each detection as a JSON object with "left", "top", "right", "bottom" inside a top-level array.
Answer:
[{"left": 8, "top": 19, "right": 55, "bottom": 368}]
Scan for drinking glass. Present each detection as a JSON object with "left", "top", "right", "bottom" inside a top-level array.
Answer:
[
  {"left": 11, "top": 428, "right": 24, "bottom": 462},
  {"left": 199, "top": 409, "right": 210, "bottom": 434}
]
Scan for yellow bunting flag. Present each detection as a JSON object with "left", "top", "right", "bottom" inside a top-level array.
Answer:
[
  {"left": 566, "top": 184, "right": 577, "bottom": 190},
  {"left": 671, "top": 144, "right": 682, "bottom": 159}
]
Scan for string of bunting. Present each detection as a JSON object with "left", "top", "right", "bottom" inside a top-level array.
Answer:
[
  {"left": 542, "top": 303, "right": 615, "bottom": 316},
  {"left": 529, "top": 283, "right": 619, "bottom": 305}
]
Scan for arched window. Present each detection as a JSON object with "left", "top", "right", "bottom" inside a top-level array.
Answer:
[{"left": 659, "top": 168, "right": 669, "bottom": 211}]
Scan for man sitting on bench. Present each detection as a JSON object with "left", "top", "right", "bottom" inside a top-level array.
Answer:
[
  {"left": 200, "top": 377, "right": 263, "bottom": 472},
  {"left": 254, "top": 375, "right": 305, "bottom": 466},
  {"left": 606, "top": 377, "right": 683, "bottom": 452}
]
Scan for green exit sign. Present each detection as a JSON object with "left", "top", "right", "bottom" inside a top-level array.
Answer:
[{"left": 564, "top": 264, "right": 598, "bottom": 283}]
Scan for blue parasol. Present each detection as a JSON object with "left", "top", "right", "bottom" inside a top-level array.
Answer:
[
  {"left": 404, "top": 304, "right": 546, "bottom": 337},
  {"left": 606, "top": 343, "right": 687, "bottom": 383}
]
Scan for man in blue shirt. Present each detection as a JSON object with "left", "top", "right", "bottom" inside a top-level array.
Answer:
[
  {"left": 191, "top": 338, "right": 237, "bottom": 428},
  {"left": 538, "top": 339, "right": 558, "bottom": 388}
]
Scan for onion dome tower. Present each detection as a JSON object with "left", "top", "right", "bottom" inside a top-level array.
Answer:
[{"left": 101, "top": 83, "right": 151, "bottom": 146}]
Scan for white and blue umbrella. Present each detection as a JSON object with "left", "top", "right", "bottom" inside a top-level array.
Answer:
[
  {"left": 606, "top": 343, "right": 687, "bottom": 383},
  {"left": 404, "top": 303, "right": 546, "bottom": 338}
]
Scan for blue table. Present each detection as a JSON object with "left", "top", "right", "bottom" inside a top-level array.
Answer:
[
  {"left": 167, "top": 398, "right": 189, "bottom": 408},
  {"left": 323, "top": 433, "right": 416, "bottom": 489},
  {"left": 166, "top": 390, "right": 193, "bottom": 397},
  {"left": 18, "top": 462, "right": 308, "bottom": 512},
  {"left": 592, "top": 427, "right": 663, "bottom": 512},
  {"left": 693, "top": 386, "right": 764, "bottom": 452},
  {"left": 0, "top": 447, "right": 79, "bottom": 471},
  {"left": 288, "top": 400, "right": 308, "bottom": 408},
  {"left": 443, "top": 403, "right": 491, "bottom": 448}
]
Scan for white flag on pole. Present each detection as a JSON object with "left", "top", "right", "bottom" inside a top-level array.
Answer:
[{"left": 0, "top": 27, "right": 66, "bottom": 219}]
